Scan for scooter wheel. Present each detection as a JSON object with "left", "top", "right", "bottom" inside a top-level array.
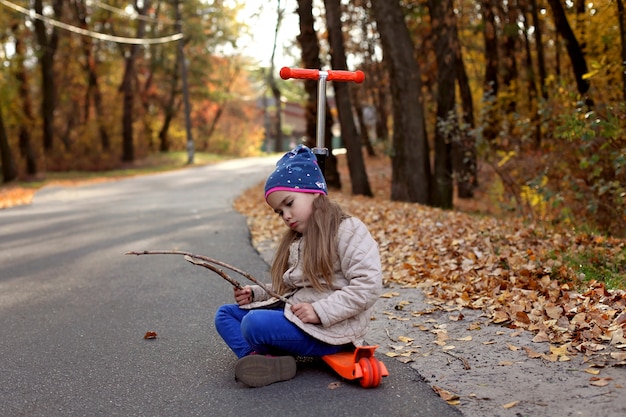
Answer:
[
  {"left": 358, "top": 357, "right": 374, "bottom": 388},
  {"left": 368, "top": 357, "right": 382, "bottom": 388}
]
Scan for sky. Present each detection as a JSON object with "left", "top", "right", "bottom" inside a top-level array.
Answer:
[{"left": 235, "top": 0, "right": 301, "bottom": 67}]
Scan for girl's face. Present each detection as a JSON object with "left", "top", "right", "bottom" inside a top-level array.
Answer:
[{"left": 266, "top": 191, "right": 320, "bottom": 234}]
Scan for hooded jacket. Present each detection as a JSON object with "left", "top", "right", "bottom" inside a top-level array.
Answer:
[{"left": 245, "top": 216, "right": 383, "bottom": 347}]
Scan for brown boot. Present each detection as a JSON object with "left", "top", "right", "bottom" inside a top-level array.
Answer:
[{"left": 234, "top": 355, "right": 297, "bottom": 387}]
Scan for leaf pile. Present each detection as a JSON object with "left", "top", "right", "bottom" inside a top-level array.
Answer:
[
  {"left": 0, "top": 187, "right": 35, "bottom": 209},
  {"left": 234, "top": 156, "right": 626, "bottom": 362}
]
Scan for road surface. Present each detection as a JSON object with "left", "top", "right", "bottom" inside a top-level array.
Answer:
[{"left": 0, "top": 157, "right": 460, "bottom": 417}]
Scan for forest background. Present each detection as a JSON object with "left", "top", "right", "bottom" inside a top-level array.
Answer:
[{"left": 0, "top": 0, "right": 624, "bottom": 284}]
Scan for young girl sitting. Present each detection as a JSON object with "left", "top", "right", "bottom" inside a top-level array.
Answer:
[{"left": 214, "top": 145, "right": 383, "bottom": 387}]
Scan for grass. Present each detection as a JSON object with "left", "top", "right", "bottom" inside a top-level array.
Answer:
[{"left": 564, "top": 245, "right": 626, "bottom": 290}]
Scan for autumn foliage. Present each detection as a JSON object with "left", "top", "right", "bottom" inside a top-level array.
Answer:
[{"left": 234, "top": 153, "right": 626, "bottom": 363}]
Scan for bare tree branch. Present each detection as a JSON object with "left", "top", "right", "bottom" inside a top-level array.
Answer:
[{"left": 125, "top": 250, "right": 291, "bottom": 304}]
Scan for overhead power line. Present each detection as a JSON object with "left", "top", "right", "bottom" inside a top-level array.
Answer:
[
  {"left": 0, "top": 0, "right": 182, "bottom": 45},
  {"left": 90, "top": 0, "right": 175, "bottom": 25}
]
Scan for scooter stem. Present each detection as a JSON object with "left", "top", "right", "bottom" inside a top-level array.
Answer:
[{"left": 314, "top": 71, "right": 329, "bottom": 176}]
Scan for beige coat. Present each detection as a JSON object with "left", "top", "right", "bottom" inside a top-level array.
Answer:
[{"left": 246, "top": 217, "right": 383, "bottom": 346}]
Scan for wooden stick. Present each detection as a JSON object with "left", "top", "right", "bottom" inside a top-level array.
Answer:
[
  {"left": 184, "top": 255, "right": 244, "bottom": 290},
  {"left": 125, "top": 250, "right": 291, "bottom": 305}
]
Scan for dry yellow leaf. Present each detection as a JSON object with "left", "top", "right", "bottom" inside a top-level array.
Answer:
[
  {"left": 589, "top": 377, "right": 612, "bottom": 387},
  {"left": 585, "top": 368, "right": 600, "bottom": 375},
  {"left": 523, "top": 346, "right": 543, "bottom": 359},
  {"left": 432, "top": 385, "right": 459, "bottom": 402},
  {"left": 502, "top": 401, "right": 520, "bottom": 409},
  {"left": 549, "top": 344, "right": 569, "bottom": 357},
  {"left": 381, "top": 292, "right": 400, "bottom": 298}
]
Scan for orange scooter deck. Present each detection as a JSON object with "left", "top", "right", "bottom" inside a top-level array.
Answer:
[{"left": 322, "top": 345, "right": 389, "bottom": 388}]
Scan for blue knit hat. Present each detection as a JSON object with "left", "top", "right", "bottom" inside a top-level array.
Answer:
[{"left": 264, "top": 145, "right": 327, "bottom": 199}]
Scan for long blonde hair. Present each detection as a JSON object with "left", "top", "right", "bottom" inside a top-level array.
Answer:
[{"left": 270, "top": 195, "right": 350, "bottom": 294}]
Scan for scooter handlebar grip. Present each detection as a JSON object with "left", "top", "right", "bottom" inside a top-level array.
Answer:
[
  {"left": 280, "top": 67, "right": 365, "bottom": 83},
  {"left": 280, "top": 67, "right": 320, "bottom": 80},
  {"left": 327, "top": 69, "right": 365, "bottom": 83}
]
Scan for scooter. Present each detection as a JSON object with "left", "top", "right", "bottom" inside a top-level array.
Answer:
[{"left": 279, "top": 67, "right": 389, "bottom": 388}]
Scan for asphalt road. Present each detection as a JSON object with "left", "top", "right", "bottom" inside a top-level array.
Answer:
[{"left": 0, "top": 157, "right": 461, "bottom": 417}]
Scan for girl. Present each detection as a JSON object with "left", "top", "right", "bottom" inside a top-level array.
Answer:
[{"left": 214, "top": 145, "right": 382, "bottom": 387}]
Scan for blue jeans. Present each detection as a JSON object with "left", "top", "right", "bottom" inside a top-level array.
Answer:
[{"left": 214, "top": 304, "right": 350, "bottom": 358}]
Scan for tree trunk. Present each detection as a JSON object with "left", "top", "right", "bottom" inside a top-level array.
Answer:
[
  {"left": 499, "top": 2, "right": 519, "bottom": 89},
  {"left": 452, "top": 14, "right": 476, "bottom": 198},
  {"left": 428, "top": 0, "right": 455, "bottom": 209},
  {"left": 617, "top": 0, "right": 626, "bottom": 102},
  {"left": 269, "top": 0, "right": 284, "bottom": 153},
  {"left": 33, "top": 0, "right": 62, "bottom": 153},
  {"left": 546, "top": 0, "right": 591, "bottom": 97},
  {"left": 13, "top": 22, "right": 37, "bottom": 176},
  {"left": 324, "top": 0, "right": 372, "bottom": 197},
  {"left": 519, "top": 0, "right": 542, "bottom": 149},
  {"left": 0, "top": 106, "right": 17, "bottom": 183},
  {"left": 481, "top": 0, "right": 500, "bottom": 143},
  {"left": 296, "top": 0, "right": 341, "bottom": 189},
  {"left": 121, "top": 1, "right": 149, "bottom": 163},
  {"left": 530, "top": 0, "right": 548, "bottom": 100},
  {"left": 158, "top": 42, "right": 181, "bottom": 152},
  {"left": 371, "top": 0, "right": 431, "bottom": 204},
  {"left": 482, "top": 0, "right": 499, "bottom": 97},
  {"left": 74, "top": 0, "right": 110, "bottom": 151},
  {"left": 175, "top": 0, "right": 194, "bottom": 164},
  {"left": 351, "top": 89, "right": 375, "bottom": 157}
]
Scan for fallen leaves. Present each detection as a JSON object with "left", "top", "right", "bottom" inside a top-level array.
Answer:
[
  {"left": 502, "top": 400, "right": 520, "bottom": 409},
  {"left": 589, "top": 377, "right": 613, "bottom": 387},
  {"left": 233, "top": 157, "right": 626, "bottom": 367},
  {"left": 0, "top": 186, "right": 35, "bottom": 209},
  {"left": 432, "top": 385, "right": 460, "bottom": 405},
  {"left": 143, "top": 331, "right": 158, "bottom": 339}
]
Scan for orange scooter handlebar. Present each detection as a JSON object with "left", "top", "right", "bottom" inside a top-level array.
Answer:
[{"left": 279, "top": 67, "right": 365, "bottom": 83}]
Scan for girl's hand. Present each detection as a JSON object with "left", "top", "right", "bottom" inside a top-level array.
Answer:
[
  {"left": 291, "top": 303, "right": 320, "bottom": 324},
  {"left": 234, "top": 286, "right": 254, "bottom": 305}
]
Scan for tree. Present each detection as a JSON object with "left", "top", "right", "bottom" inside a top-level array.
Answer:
[
  {"left": 323, "top": 0, "right": 372, "bottom": 197},
  {"left": 617, "top": 0, "right": 626, "bottom": 102},
  {"left": 0, "top": 105, "right": 16, "bottom": 183},
  {"left": 72, "top": 0, "right": 110, "bottom": 152},
  {"left": 120, "top": 1, "right": 149, "bottom": 163},
  {"left": 295, "top": 0, "right": 341, "bottom": 189},
  {"left": 11, "top": 20, "right": 37, "bottom": 177},
  {"left": 370, "top": 0, "right": 431, "bottom": 204},
  {"left": 546, "top": 0, "right": 590, "bottom": 98},
  {"left": 518, "top": 0, "right": 542, "bottom": 148},
  {"left": 480, "top": 0, "right": 500, "bottom": 143},
  {"left": 529, "top": 0, "right": 548, "bottom": 100},
  {"left": 427, "top": 0, "right": 456, "bottom": 209},
  {"left": 268, "top": 0, "right": 285, "bottom": 153},
  {"left": 33, "top": 0, "right": 63, "bottom": 153},
  {"left": 450, "top": 5, "right": 476, "bottom": 198}
]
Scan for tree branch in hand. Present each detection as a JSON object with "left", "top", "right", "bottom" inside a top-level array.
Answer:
[{"left": 125, "top": 250, "right": 291, "bottom": 304}]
